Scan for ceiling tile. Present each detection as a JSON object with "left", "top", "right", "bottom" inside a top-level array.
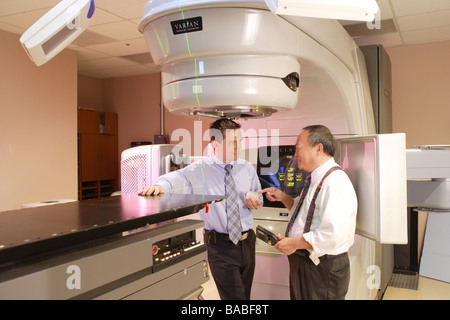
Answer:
[
  {"left": 0, "top": 9, "right": 50, "bottom": 29},
  {"left": 94, "top": 0, "right": 148, "bottom": 19},
  {"left": 397, "top": 10, "right": 450, "bottom": 31},
  {"left": 89, "top": 20, "right": 141, "bottom": 41},
  {"left": 71, "top": 30, "right": 117, "bottom": 47},
  {"left": 354, "top": 32, "right": 403, "bottom": 47},
  {"left": 89, "top": 8, "right": 124, "bottom": 26},
  {"left": 0, "top": 21, "right": 25, "bottom": 35},
  {"left": 121, "top": 52, "right": 154, "bottom": 64},
  {"left": 402, "top": 25, "right": 450, "bottom": 44},
  {"left": 390, "top": 0, "right": 450, "bottom": 17},
  {"left": 344, "top": 19, "right": 397, "bottom": 37},
  {"left": 377, "top": 0, "right": 394, "bottom": 20},
  {"left": 0, "top": 0, "right": 58, "bottom": 17},
  {"left": 79, "top": 64, "right": 155, "bottom": 79},
  {"left": 78, "top": 56, "right": 138, "bottom": 71},
  {"left": 86, "top": 38, "right": 149, "bottom": 56},
  {"left": 69, "top": 46, "right": 111, "bottom": 62}
]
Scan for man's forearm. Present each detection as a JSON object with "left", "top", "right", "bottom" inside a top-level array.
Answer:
[{"left": 281, "top": 193, "right": 295, "bottom": 210}]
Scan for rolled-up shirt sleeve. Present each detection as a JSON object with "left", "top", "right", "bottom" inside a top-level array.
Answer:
[{"left": 156, "top": 167, "right": 196, "bottom": 194}]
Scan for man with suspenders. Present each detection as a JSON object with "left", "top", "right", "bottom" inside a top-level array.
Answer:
[{"left": 261, "top": 125, "right": 357, "bottom": 300}]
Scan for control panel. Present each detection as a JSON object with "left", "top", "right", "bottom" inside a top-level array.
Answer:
[{"left": 152, "top": 230, "right": 204, "bottom": 272}]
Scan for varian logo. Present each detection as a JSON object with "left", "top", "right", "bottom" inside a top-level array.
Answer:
[{"left": 171, "top": 16, "right": 203, "bottom": 35}]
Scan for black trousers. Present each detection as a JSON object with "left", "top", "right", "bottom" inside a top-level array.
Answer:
[
  {"left": 288, "top": 251, "right": 350, "bottom": 300},
  {"left": 204, "top": 229, "right": 256, "bottom": 300}
]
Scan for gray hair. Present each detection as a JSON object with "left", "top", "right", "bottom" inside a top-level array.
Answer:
[{"left": 303, "top": 125, "right": 336, "bottom": 157}]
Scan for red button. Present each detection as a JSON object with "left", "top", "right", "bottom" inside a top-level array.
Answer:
[{"left": 152, "top": 245, "right": 159, "bottom": 255}]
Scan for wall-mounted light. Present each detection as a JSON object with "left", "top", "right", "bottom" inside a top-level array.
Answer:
[
  {"left": 20, "top": 0, "right": 95, "bottom": 66},
  {"left": 265, "top": 0, "right": 379, "bottom": 22}
]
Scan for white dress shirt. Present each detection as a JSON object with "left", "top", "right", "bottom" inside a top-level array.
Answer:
[{"left": 289, "top": 158, "right": 357, "bottom": 265}]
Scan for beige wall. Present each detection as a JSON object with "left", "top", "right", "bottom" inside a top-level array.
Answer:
[
  {"left": 386, "top": 40, "right": 450, "bottom": 148},
  {"left": 77, "top": 74, "right": 103, "bottom": 111},
  {"left": 103, "top": 74, "right": 161, "bottom": 154},
  {"left": 0, "top": 30, "right": 78, "bottom": 212},
  {"left": 386, "top": 41, "right": 450, "bottom": 261}
]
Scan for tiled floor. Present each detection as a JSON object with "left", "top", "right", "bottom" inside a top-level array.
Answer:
[
  {"left": 382, "top": 276, "right": 450, "bottom": 300},
  {"left": 201, "top": 276, "right": 221, "bottom": 300}
]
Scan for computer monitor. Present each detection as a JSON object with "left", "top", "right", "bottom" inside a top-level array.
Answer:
[{"left": 256, "top": 145, "right": 307, "bottom": 208}]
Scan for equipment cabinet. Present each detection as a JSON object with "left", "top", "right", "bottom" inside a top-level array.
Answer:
[{"left": 78, "top": 109, "right": 118, "bottom": 200}]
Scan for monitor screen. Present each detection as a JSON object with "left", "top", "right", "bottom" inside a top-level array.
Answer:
[{"left": 257, "top": 146, "right": 307, "bottom": 208}]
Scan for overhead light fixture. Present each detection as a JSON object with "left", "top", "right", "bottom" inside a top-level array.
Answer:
[
  {"left": 265, "top": 0, "right": 380, "bottom": 22},
  {"left": 20, "top": 0, "right": 95, "bottom": 66}
]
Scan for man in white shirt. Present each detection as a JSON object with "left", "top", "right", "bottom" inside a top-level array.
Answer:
[{"left": 261, "top": 125, "right": 357, "bottom": 300}]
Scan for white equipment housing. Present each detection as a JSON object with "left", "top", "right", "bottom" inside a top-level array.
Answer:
[
  {"left": 20, "top": 0, "right": 95, "bottom": 66},
  {"left": 406, "top": 146, "right": 450, "bottom": 211},
  {"left": 336, "top": 134, "right": 407, "bottom": 244},
  {"left": 120, "top": 145, "right": 186, "bottom": 195},
  {"left": 139, "top": 0, "right": 375, "bottom": 133},
  {"left": 406, "top": 146, "right": 450, "bottom": 283}
]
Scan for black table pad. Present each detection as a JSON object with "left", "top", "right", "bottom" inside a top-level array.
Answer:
[{"left": 0, "top": 194, "right": 224, "bottom": 265}]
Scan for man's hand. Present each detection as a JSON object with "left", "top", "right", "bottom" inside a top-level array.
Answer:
[
  {"left": 274, "top": 235, "right": 298, "bottom": 255},
  {"left": 274, "top": 235, "right": 312, "bottom": 255},
  {"left": 259, "top": 187, "right": 284, "bottom": 202},
  {"left": 245, "top": 197, "right": 261, "bottom": 209},
  {"left": 259, "top": 187, "right": 294, "bottom": 210},
  {"left": 138, "top": 185, "right": 166, "bottom": 196}
]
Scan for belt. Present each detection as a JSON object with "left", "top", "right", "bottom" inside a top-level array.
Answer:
[
  {"left": 294, "top": 249, "right": 310, "bottom": 257},
  {"left": 204, "top": 229, "right": 250, "bottom": 244}
]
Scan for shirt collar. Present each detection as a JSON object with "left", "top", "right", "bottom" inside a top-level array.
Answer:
[
  {"left": 310, "top": 157, "right": 339, "bottom": 184},
  {"left": 211, "top": 155, "right": 226, "bottom": 168},
  {"left": 211, "top": 155, "right": 245, "bottom": 170}
]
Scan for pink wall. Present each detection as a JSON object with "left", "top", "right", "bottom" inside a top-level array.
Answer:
[
  {"left": 0, "top": 30, "right": 78, "bottom": 211},
  {"left": 102, "top": 74, "right": 212, "bottom": 160},
  {"left": 103, "top": 74, "right": 162, "bottom": 156},
  {"left": 78, "top": 75, "right": 103, "bottom": 110}
]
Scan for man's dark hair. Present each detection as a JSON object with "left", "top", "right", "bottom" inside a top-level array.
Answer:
[
  {"left": 303, "top": 125, "right": 336, "bottom": 157},
  {"left": 209, "top": 118, "right": 241, "bottom": 143}
]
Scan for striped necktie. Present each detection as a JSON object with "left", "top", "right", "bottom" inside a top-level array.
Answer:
[
  {"left": 225, "top": 164, "right": 241, "bottom": 244},
  {"left": 285, "top": 173, "right": 311, "bottom": 237}
]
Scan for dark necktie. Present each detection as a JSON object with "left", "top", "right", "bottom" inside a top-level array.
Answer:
[
  {"left": 285, "top": 173, "right": 311, "bottom": 237},
  {"left": 225, "top": 164, "right": 241, "bottom": 244}
]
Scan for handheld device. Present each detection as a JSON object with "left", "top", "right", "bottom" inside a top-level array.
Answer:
[{"left": 256, "top": 225, "right": 279, "bottom": 246}]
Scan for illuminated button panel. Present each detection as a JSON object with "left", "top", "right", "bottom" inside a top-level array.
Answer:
[
  {"left": 153, "top": 241, "right": 202, "bottom": 264},
  {"left": 152, "top": 230, "right": 204, "bottom": 269}
]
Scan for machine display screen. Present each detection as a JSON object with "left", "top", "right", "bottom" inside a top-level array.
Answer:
[{"left": 257, "top": 146, "right": 306, "bottom": 208}]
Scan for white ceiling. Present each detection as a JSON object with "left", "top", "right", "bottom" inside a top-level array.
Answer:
[{"left": 1, "top": 0, "right": 450, "bottom": 79}]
